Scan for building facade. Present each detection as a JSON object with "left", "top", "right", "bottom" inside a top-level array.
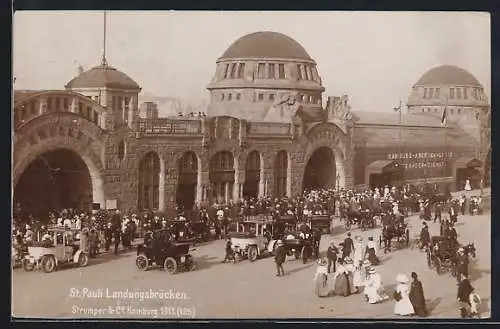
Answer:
[{"left": 12, "top": 32, "right": 490, "bottom": 217}]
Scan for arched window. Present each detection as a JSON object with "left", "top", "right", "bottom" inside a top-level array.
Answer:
[
  {"left": 118, "top": 140, "right": 126, "bottom": 161},
  {"left": 209, "top": 151, "right": 235, "bottom": 203},
  {"left": 138, "top": 152, "right": 160, "bottom": 211}
]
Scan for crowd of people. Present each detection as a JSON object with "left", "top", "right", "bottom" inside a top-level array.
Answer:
[{"left": 12, "top": 182, "right": 484, "bottom": 318}]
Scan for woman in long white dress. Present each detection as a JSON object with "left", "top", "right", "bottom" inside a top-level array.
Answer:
[{"left": 394, "top": 274, "right": 415, "bottom": 316}]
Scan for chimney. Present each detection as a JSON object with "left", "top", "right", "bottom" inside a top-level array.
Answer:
[{"left": 78, "top": 65, "right": 84, "bottom": 75}]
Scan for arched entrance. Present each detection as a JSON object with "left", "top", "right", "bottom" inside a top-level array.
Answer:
[
  {"left": 274, "top": 150, "right": 288, "bottom": 197},
  {"left": 14, "top": 149, "right": 93, "bottom": 221},
  {"left": 138, "top": 152, "right": 160, "bottom": 211},
  {"left": 209, "top": 151, "right": 235, "bottom": 204},
  {"left": 303, "top": 147, "right": 336, "bottom": 191},
  {"left": 243, "top": 151, "right": 261, "bottom": 198},
  {"left": 177, "top": 152, "right": 198, "bottom": 211}
]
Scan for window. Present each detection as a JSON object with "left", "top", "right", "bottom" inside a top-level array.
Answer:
[
  {"left": 458, "top": 108, "right": 462, "bottom": 114},
  {"left": 476, "top": 112, "right": 480, "bottom": 120},
  {"left": 278, "top": 64, "right": 285, "bottom": 79},
  {"left": 435, "top": 108, "right": 438, "bottom": 112},
  {"left": 223, "top": 64, "right": 230, "bottom": 79},
  {"left": 423, "top": 88, "right": 427, "bottom": 98},
  {"left": 258, "top": 93, "right": 264, "bottom": 101},
  {"left": 450, "top": 108, "right": 454, "bottom": 114},
  {"left": 237, "top": 63, "right": 245, "bottom": 78},
  {"left": 296, "top": 64, "right": 303, "bottom": 80},
  {"left": 457, "top": 88, "right": 461, "bottom": 99},
  {"left": 428, "top": 88, "right": 434, "bottom": 99},
  {"left": 228, "top": 93, "right": 232, "bottom": 101},
  {"left": 268, "top": 63, "right": 276, "bottom": 79},
  {"left": 30, "top": 102, "right": 36, "bottom": 115},
  {"left": 112, "top": 96, "right": 116, "bottom": 110},
  {"left": 435, "top": 88, "right": 440, "bottom": 98},
  {"left": 304, "top": 65, "right": 310, "bottom": 80},
  {"left": 63, "top": 98, "right": 68, "bottom": 110},
  {"left": 463, "top": 88, "right": 467, "bottom": 99},
  {"left": 118, "top": 140, "right": 126, "bottom": 161},
  {"left": 229, "top": 63, "right": 237, "bottom": 79},
  {"left": 236, "top": 93, "right": 241, "bottom": 100},
  {"left": 422, "top": 109, "right": 425, "bottom": 113},
  {"left": 269, "top": 94, "right": 275, "bottom": 101},
  {"left": 257, "top": 63, "right": 266, "bottom": 79},
  {"left": 450, "top": 88, "right": 455, "bottom": 99}
]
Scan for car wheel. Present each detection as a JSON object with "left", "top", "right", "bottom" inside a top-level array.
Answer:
[
  {"left": 248, "top": 246, "right": 258, "bottom": 262},
  {"left": 41, "top": 255, "right": 56, "bottom": 273},
  {"left": 164, "top": 257, "right": 177, "bottom": 274},
  {"left": 78, "top": 253, "right": 89, "bottom": 267},
  {"left": 135, "top": 255, "right": 149, "bottom": 271},
  {"left": 186, "top": 257, "right": 196, "bottom": 271},
  {"left": 23, "top": 259, "right": 34, "bottom": 272}
]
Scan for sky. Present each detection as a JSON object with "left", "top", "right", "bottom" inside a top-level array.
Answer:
[{"left": 13, "top": 11, "right": 491, "bottom": 113}]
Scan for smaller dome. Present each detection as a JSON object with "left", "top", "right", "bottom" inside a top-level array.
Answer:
[
  {"left": 415, "top": 65, "right": 481, "bottom": 86},
  {"left": 65, "top": 64, "right": 140, "bottom": 90},
  {"left": 220, "top": 31, "right": 312, "bottom": 60}
]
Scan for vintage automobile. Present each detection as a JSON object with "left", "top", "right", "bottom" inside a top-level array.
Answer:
[
  {"left": 426, "top": 235, "right": 456, "bottom": 276},
  {"left": 23, "top": 227, "right": 89, "bottom": 273},
  {"left": 229, "top": 219, "right": 275, "bottom": 262},
  {"left": 281, "top": 228, "right": 319, "bottom": 263},
  {"left": 135, "top": 229, "right": 196, "bottom": 274}
]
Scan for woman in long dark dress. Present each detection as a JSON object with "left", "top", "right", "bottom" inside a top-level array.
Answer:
[{"left": 409, "top": 272, "right": 428, "bottom": 317}]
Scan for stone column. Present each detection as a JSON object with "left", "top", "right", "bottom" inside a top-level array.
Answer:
[
  {"left": 286, "top": 155, "right": 292, "bottom": 197},
  {"left": 224, "top": 182, "right": 230, "bottom": 204},
  {"left": 39, "top": 97, "right": 48, "bottom": 115},
  {"left": 258, "top": 156, "right": 265, "bottom": 197},
  {"left": 158, "top": 158, "right": 165, "bottom": 211},
  {"left": 70, "top": 97, "right": 78, "bottom": 113},
  {"left": 195, "top": 167, "right": 203, "bottom": 206}
]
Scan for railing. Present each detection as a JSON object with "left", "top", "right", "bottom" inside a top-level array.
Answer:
[
  {"left": 137, "top": 118, "right": 202, "bottom": 135},
  {"left": 247, "top": 122, "right": 292, "bottom": 136}
]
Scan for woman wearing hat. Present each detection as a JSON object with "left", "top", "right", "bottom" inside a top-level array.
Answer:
[
  {"left": 314, "top": 259, "right": 330, "bottom": 297},
  {"left": 352, "top": 236, "right": 366, "bottom": 266},
  {"left": 409, "top": 272, "right": 427, "bottom": 317},
  {"left": 394, "top": 274, "right": 415, "bottom": 316},
  {"left": 365, "top": 237, "right": 380, "bottom": 265},
  {"left": 364, "top": 267, "right": 387, "bottom": 304}
]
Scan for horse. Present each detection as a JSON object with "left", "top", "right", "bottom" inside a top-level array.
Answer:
[{"left": 380, "top": 224, "right": 395, "bottom": 253}]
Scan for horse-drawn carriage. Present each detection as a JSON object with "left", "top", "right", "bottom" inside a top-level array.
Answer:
[
  {"left": 379, "top": 219, "right": 410, "bottom": 253},
  {"left": 426, "top": 236, "right": 476, "bottom": 276},
  {"left": 306, "top": 214, "right": 332, "bottom": 234}
]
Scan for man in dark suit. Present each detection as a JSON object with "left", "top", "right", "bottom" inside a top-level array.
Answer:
[
  {"left": 342, "top": 232, "right": 354, "bottom": 259},
  {"left": 457, "top": 273, "right": 474, "bottom": 317},
  {"left": 434, "top": 202, "right": 442, "bottom": 223},
  {"left": 275, "top": 240, "right": 286, "bottom": 276},
  {"left": 455, "top": 248, "right": 469, "bottom": 283},
  {"left": 327, "top": 241, "right": 338, "bottom": 273}
]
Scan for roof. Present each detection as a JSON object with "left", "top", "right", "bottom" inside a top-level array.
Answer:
[
  {"left": 415, "top": 65, "right": 481, "bottom": 86},
  {"left": 65, "top": 64, "right": 140, "bottom": 90},
  {"left": 352, "top": 111, "right": 446, "bottom": 127},
  {"left": 220, "top": 31, "right": 312, "bottom": 60},
  {"left": 14, "top": 90, "right": 42, "bottom": 103}
]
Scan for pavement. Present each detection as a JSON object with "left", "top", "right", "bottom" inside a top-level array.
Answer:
[{"left": 12, "top": 211, "right": 490, "bottom": 319}]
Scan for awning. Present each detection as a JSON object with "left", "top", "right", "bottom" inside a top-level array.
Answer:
[
  {"left": 366, "top": 160, "right": 402, "bottom": 174},
  {"left": 454, "top": 157, "right": 482, "bottom": 169}
]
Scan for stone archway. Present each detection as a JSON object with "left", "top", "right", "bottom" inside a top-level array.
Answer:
[
  {"left": 303, "top": 146, "right": 337, "bottom": 191},
  {"left": 13, "top": 114, "right": 106, "bottom": 213},
  {"left": 301, "top": 123, "right": 349, "bottom": 192}
]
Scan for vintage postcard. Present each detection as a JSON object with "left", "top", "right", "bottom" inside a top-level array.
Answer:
[{"left": 12, "top": 10, "right": 491, "bottom": 319}]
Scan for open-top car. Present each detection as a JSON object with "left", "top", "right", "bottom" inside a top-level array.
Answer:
[
  {"left": 229, "top": 219, "right": 275, "bottom": 262},
  {"left": 23, "top": 227, "right": 89, "bottom": 273},
  {"left": 136, "top": 229, "right": 196, "bottom": 274}
]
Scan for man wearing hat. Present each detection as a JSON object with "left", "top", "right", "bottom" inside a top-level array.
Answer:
[
  {"left": 342, "top": 232, "right": 354, "bottom": 260},
  {"left": 327, "top": 241, "right": 339, "bottom": 273},
  {"left": 455, "top": 248, "right": 469, "bottom": 283},
  {"left": 419, "top": 222, "right": 430, "bottom": 250},
  {"left": 275, "top": 240, "right": 286, "bottom": 277}
]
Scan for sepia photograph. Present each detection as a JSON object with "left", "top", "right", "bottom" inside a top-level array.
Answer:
[{"left": 12, "top": 10, "right": 491, "bottom": 319}]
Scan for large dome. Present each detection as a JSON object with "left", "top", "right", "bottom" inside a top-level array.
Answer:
[
  {"left": 220, "top": 31, "right": 312, "bottom": 60},
  {"left": 415, "top": 65, "right": 481, "bottom": 86},
  {"left": 65, "top": 64, "right": 140, "bottom": 90}
]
